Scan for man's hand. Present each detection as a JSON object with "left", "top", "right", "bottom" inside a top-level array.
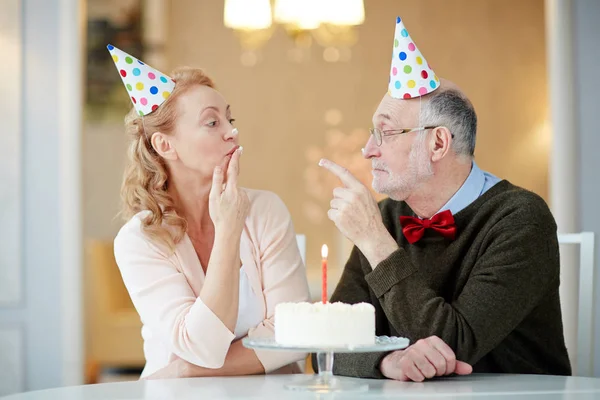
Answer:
[
  {"left": 319, "top": 158, "right": 398, "bottom": 266},
  {"left": 380, "top": 336, "right": 473, "bottom": 382}
]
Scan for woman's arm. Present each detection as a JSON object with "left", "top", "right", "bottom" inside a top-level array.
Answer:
[
  {"left": 245, "top": 192, "right": 311, "bottom": 372},
  {"left": 198, "top": 227, "right": 242, "bottom": 333},
  {"left": 139, "top": 192, "right": 309, "bottom": 378},
  {"left": 144, "top": 340, "right": 264, "bottom": 379},
  {"left": 200, "top": 156, "right": 249, "bottom": 332},
  {"left": 114, "top": 221, "right": 236, "bottom": 369}
]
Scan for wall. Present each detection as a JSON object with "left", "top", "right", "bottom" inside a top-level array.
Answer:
[
  {"left": 167, "top": 0, "right": 549, "bottom": 273},
  {"left": 0, "top": 0, "right": 83, "bottom": 394},
  {"left": 573, "top": 0, "right": 600, "bottom": 376},
  {"left": 84, "top": 0, "right": 549, "bottom": 285},
  {"left": 0, "top": 0, "right": 25, "bottom": 394}
]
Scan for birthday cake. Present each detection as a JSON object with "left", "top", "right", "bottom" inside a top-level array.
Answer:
[{"left": 274, "top": 302, "right": 376, "bottom": 347}]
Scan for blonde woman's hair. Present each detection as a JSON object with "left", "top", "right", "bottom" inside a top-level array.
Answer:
[{"left": 120, "top": 67, "right": 215, "bottom": 252}]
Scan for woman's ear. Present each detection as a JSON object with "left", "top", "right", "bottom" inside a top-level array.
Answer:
[{"left": 151, "top": 132, "right": 178, "bottom": 161}]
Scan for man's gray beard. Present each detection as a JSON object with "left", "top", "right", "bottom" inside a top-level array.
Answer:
[{"left": 371, "top": 137, "right": 433, "bottom": 200}]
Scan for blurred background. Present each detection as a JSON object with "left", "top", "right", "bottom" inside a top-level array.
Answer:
[{"left": 1, "top": 0, "right": 599, "bottom": 395}]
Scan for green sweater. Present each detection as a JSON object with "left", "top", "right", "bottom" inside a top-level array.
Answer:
[{"left": 328, "top": 180, "right": 571, "bottom": 378}]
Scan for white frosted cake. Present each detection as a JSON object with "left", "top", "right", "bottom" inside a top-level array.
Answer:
[{"left": 274, "top": 301, "right": 376, "bottom": 347}]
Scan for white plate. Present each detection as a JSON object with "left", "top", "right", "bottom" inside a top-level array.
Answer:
[{"left": 242, "top": 336, "right": 410, "bottom": 353}]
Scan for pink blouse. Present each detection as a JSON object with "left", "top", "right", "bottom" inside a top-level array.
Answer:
[{"left": 114, "top": 189, "right": 310, "bottom": 377}]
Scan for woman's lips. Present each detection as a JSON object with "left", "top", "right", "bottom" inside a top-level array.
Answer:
[{"left": 225, "top": 145, "right": 240, "bottom": 157}]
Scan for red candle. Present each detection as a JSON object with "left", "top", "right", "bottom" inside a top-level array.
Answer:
[{"left": 321, "top": 244, "right": 328, "bottom": 304}]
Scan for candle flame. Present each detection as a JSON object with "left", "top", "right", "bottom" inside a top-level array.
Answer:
[{"left": 321, "top": 244, "right": 328, "bottom": 258}]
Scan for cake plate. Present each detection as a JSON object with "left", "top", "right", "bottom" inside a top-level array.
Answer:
[{"left": 242, "top": 336, "right": 409, "bottom": 393}]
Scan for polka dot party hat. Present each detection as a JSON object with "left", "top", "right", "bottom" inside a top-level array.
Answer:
[
  {"left": 107, "top": 44, "right": 175, "bottom": 116},
  {"left": 388, "top": 17, "right": 439, "bottom": 99}
]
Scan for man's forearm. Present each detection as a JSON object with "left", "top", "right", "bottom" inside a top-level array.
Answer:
[
  {"left": 331, "top": 352, "right": 389, "bottom": 379},
  {"left": 356, "top": 226, "right": 399, "bottom": 269},
  {"left": 364, "top": 224, "right": 560, "bottom": 366}
]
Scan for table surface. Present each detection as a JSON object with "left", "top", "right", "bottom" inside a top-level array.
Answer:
[{"left": 3, "top": 373, "right": 600, "bottom": 400}]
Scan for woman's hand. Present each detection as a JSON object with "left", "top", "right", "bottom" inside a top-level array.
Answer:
[
  {"left": 142, "top": 340, "right": 266, "bottom": 379},
  {"left": 142, "top": 357, "right": 201, "bottom": 380},
  {"left": 208, "top": 147, "right": 250, "bottom": 235}
]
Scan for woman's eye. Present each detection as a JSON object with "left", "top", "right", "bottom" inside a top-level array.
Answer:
[
  {"left": 207, "top": 120, "right": 217, "bottom": 127},
  {"left": 229, "top": 118, "right": 236, "bottom": 125}
]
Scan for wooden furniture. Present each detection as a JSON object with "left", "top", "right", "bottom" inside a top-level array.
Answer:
[{"left": 85, "top": 240, "right": 145, "bottom": 383}]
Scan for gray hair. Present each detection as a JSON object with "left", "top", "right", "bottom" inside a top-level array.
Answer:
[{"left": 419, "top": 89, "right": 477, "bottom": 157}]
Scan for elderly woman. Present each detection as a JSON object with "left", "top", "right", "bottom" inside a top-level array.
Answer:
[{"left": 108, "top": 45, "right": 310, "bottom": 379}]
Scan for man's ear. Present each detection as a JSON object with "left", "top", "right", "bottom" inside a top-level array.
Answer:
[
  {"left": 151, "top": 132, "right": 178, "bottom": 161},
  {"left": 430, "top": 126, "right": 452, "bottom": 162}
]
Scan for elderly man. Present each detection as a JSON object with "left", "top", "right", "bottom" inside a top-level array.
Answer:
[{"left": 318, "top": 17, "right": 571, "bottom": 382}]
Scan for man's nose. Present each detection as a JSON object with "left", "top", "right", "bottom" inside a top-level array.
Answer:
[{"left": 363, "top": 134, "right": 380, "bottom": 159}]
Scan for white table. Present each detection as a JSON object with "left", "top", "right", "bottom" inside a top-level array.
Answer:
[{"left": 3, "top": 374, "right": 600, "bottom": 399}]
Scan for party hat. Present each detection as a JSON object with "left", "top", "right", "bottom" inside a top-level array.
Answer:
[
  {"left": 107, "top": 44, "right": 175, "bottom": 116},
  {"left": 388, "top": 17, "right": 439, "bottom": 99}
]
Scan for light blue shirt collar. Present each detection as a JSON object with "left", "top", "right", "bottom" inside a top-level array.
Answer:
[{"left": 437, "top": 162, "right": 487, "bottom": 216}]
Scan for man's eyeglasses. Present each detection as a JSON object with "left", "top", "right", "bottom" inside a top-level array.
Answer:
[{"left": 369, "top": 126, "right": 453, "bottom": 146}]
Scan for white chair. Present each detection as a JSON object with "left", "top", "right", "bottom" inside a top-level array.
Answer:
[
  {"left": 294, "top": 233, "right": 309, "bottom": 373},
  {"left": 558, "top": 232, "right": 596, "bottom": 376},
  {"left": 296, "top": 234, "right": 306, "bottom": 264}
]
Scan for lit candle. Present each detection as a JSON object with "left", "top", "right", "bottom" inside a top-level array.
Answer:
[{"left": 321, "top": 244, "right": 328, "bottom": 304}]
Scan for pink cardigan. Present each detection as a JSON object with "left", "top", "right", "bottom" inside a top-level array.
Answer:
[{"left": 114, "top": 189, "right": 310, "bottom": 377}]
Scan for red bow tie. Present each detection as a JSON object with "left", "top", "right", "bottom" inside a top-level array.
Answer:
[{"left": 399, "top": 210, "right": 457, "bottom": 244}]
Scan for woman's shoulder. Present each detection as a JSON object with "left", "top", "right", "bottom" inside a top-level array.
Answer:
[
  {"left": 113, "top": 211, "right": 167, "bottom": 256},
  {"left": 115, "top": 211, "right": 151, "bottom": 239},
  {"left": 244, "top": 188, "right": 290, "bottom": 217},
  {"left": 243, "top": 188, "right": 293, "bottom": 234}
]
